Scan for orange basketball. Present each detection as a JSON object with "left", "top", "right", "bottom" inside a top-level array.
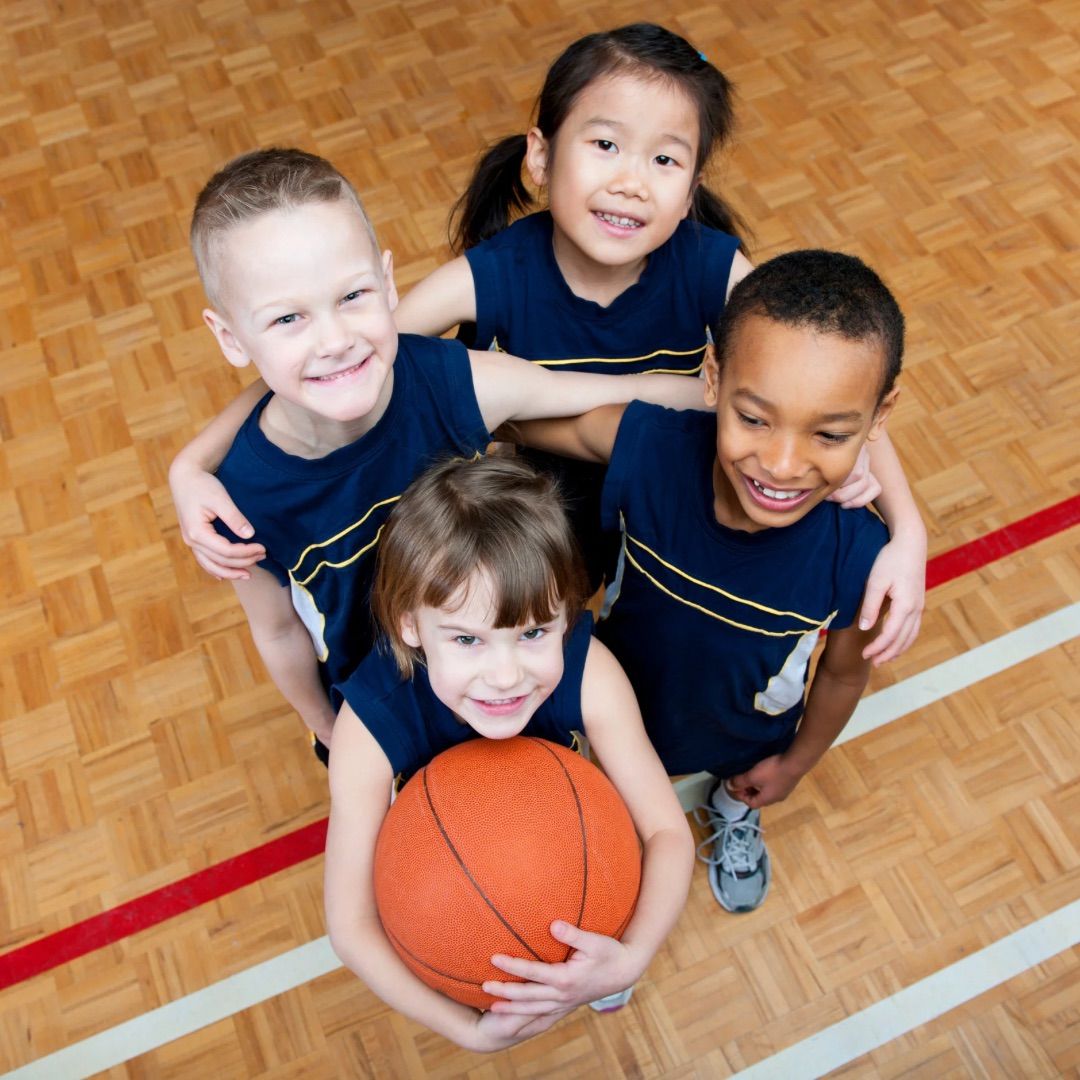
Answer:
[{"left": 373, "top": 736, "right": 642, "bottom": 1009}]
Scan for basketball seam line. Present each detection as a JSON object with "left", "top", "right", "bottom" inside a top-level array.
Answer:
[
  {"left": 529, "top": 738, "right": 588, "bottom": 966},
  {"left": 422, "top": 763, "right": 545, "bottom": 962},
  {"left": 384, "top": 925, "right": 485, "bottom": 991}
]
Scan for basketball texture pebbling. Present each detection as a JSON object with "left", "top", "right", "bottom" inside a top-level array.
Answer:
[{"left": 373, "top": 736, "right": 642, "bottom": 1009}]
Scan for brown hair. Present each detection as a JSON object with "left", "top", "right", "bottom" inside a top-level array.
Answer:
[
  {"left": 372, "top": 455, "right": 590, "bottom": 677},
  {"left": 190, "top": 147, "right": 377, "bottom": 307}
]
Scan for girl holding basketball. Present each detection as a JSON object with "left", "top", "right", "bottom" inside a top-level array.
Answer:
[
  {"left": 323, "top": 455, "right": 694, "bottom": 1052},
  {"left": 171, "top": 23, "right": 925, "bottom": 664}
]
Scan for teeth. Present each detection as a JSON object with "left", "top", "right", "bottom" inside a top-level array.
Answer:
[
  {"left": 597, "top": 212, "right": 642, "bottom": 228},
  {"left": 752, "top": 479, "right": 803, "bottom": 501}
]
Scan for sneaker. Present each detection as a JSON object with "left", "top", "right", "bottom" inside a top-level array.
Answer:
[
  {"left": 693, "top": 799, "right": 771, "bottom": 913},
  {"left": 588, "top": 987, "right": 634, "bottom": 1013}
]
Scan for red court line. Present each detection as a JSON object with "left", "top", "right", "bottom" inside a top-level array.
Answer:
[
  {"left": 1, "top": 493, "right": 1077, "bottom": 992},
  {"left": 925, "top": 493, "right": 1080, "bottom": 589},
  {"left": 0, "top": 819, "right": 327, "bottom": 992}
]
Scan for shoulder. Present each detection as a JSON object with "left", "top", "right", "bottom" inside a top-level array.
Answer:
[
  {"left": 838, "top": 503, "right": 890, "bottom": 554},
  {"left": 614, "top": 399, "right": 712, "bottom": 452},
  {"left": 395, "top": 333, "right": 472, "bottom": 393},
  {"left": 668, "top": 219, "right": 741, "bottom": 261},
  {"left": 396, "top": 332, "right": 468, "bottom": 366},
  {"left": 467, "top": 211, "right": 550, "bottom": 259}
]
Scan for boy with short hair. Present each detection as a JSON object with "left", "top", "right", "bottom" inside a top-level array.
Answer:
[
  {"left": 175, "top": 147, "right": 707, "bottom": 755},
  {"left": 506, "top": 249, "right": 906, "bottom": 915}
]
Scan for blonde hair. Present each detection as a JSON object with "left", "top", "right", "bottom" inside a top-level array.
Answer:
[
  {"left": 190, "top": 147, "right": 378, "bottom": 307},
  {"left": 372, "top": 456, "right": 590, "bottom": 677}
]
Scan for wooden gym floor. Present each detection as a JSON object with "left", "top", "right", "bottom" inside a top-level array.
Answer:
[{"left": 0, "top": 0, "right": 1078, "bottom": 1076}]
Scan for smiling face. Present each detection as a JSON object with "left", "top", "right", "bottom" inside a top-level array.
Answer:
[
  {"left": 526, "top": 72, "right": 699, "bottom": 286},
  {"left": 400, "top": 571, "right": 568, "bottom": 740},
  {"left": 704, "top": 315, "right": 897, "bottom": 532},
  {"left": 202, "top": 198, "right": 399, "bottom": 442}
]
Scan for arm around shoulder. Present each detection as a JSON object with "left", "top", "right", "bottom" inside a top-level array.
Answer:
[{"left": 507, "top": 403, "right": 626, "bottom": 465}]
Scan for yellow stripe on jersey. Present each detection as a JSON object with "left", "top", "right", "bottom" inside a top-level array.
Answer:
[
  {"left": 532, "top": 345, "right": 705, "bottom": 368},
  {"left": 624, "top": 530, "right": 825, "bottom": 629},
  {"left": 293, "top": 523, "right": 388, "bottom": 588},
  {"left": 289, "top": 494, "right": 402, "bottom": 575}
]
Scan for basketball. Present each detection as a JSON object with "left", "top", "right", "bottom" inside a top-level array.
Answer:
[{"left": 373, "top": 736, "right": 642, "bottom": 1009}]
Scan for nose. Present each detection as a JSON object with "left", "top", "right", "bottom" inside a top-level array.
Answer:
[
  {"left": 759, "top": 434, "right": 806, "bottom": 483},
  {"left": 317, "top": 310, "right": 350, "bottom": 357},
  {"left": 484, "top": 645, "right": 522, "bottom": 692},
  {"left": 609, "top": 156, "right": 649, "bottom": 200}
]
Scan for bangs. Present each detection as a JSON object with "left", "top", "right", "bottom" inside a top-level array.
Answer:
[{"left": 419, "top": 534, "right": 583, "bottom": 631}]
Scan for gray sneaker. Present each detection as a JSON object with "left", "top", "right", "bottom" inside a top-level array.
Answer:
[{"left": 694, "top": 800, "right": 771, "bottom": 913}]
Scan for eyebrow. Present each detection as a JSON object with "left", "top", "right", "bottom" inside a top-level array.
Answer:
[
  {"left": 733, "top": 389, "right": 864, "bottom": 424},
  {"left": 583, "top": 117, "right": 694, "bottom": 155},
  {"left": 251, "top": 272, "right": 380, "bottom": 319}
]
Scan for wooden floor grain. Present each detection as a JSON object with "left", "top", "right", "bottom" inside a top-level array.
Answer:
[{"left": 0, "top": 0, "right": 1077, "bottom": 1075}]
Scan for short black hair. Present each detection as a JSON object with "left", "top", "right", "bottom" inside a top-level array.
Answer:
[{"left": 712, "top": 250, "right": 904, "bottom": 401}]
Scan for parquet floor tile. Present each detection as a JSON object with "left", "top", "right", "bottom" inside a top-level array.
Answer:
[{"left": 0, "top": 0, "right": 1077, "bottom": 1075}]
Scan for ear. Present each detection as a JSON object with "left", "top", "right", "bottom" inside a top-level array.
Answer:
[
  {"left": 702, "top": 343, "right": 720, "bottom": 407},
  {"left": 203, "top": 308, "right": 251, "bottom": 370},
  {"left": 400, "top": 612, "right": 421, "bottom": 649},
  {"left": 381, "top": 249, "right": 399, "bottom": 313},
  {"left": 866, "top": 386, "right": 899, "bottom": 442},
  {"left": 525, "top": 127, "right": 549, "bottom": 188}
]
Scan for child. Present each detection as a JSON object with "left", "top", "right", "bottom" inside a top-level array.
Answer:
[
  {"left": 506, "top": 249, "right": 907, "bottom": 914},
  {"left": 170, "top": 24, "right": 924, "bottom": 664},
  {"left": 179, "top": 147, "right": 708, "bottom": 755},
  {"left": 324, "top": 455, "right": 694, "bottom": 1051}
]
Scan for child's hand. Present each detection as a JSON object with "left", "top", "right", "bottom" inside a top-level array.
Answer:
[
  {"left": 858, "top": 532, "right": 926, "bottom": 665},
  {"left": 727, "top": 754, "right": 804, "bottom": 809},
  {"left": 470, "top": 1006, "right": 566, "bottom": 1052},
  {"left": 482, "top": 921, "right": 639, "bottom": 1015},
  {"left": 828, "top": 444, "right": 881, "bottom": 508},
  {"left": 170, "top": 466, "right": 266, "bottom": 580}
]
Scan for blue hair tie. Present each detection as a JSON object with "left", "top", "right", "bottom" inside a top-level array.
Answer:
[{"left": 698, "top": 50, "right": 707, "bottom": 61}]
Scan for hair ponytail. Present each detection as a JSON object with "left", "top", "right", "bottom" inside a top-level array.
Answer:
[
  {"left": 449, "top": 134, "right": 533, "bottom": 253},
  {"left": 692, "top": 185, "right": 751, "bottom": 251}
]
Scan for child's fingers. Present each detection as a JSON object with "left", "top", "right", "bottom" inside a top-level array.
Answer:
[
  {"left": 484, "top": 997, "right": 568, "bottom": 1016},
  {"left": 547, "top": 920, "right": 609, "bottom": 954},
  {"left": 214, "top": 504, "right": 255, "bottom": 540},
  {"left": 868, "top": 609, "right": 921, "bottom": 666},
  {"left": 488, "top": 955, "right": 563, "bottom": 984},
  {"left": 193, "top": 550, "right": 251, "bottom": 581},
  {"left": 483, "top": 977, "right": 569, "bottom": 1007},
  {"left": 857, "top": 578, "right": 888, "bottom": 632}
]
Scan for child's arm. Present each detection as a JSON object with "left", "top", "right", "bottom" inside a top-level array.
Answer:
[
  {"left": 482, "top": 638, "right": 694, "bottom": 1013},
  {"left": 498, "top": 404, "right": 626, "bottom": 466},
  {"left": 325, "top": 707, "right": 564, "bottom": 1051},
  {"left": 469, "top": 351, "right": 706, "bottom": 433},
  {"left": 726, "top": 615, "right": 878, "bottom": 810},
  {"left": 168, "top": 379, "right": 268, "bottom": 579},
  {"left": 232, "top": 567, "right": 337, "bottom": 745},
  {"left": 394, "top": 256, "right": 477, "bottom": 336},
  {"left": 858, "top": 432, "right": 926, "bottom": 665}
]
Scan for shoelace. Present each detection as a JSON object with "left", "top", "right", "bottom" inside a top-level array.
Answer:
[{"left": 693, "top": 805, "right": 763, "bottom": 874}]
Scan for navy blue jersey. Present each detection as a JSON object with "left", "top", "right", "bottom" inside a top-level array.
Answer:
[
  {"left": 215, "top": 335, "right": 491, "bottom": 696},
  {"left": 464, "top": 211, "right": 740, "bottom": 588},
  {"left": 598, "top": 402, "right": 888, "bottom": 777},
  {"left": 336, "top": 615, "right": 594, "bottom": 785}
]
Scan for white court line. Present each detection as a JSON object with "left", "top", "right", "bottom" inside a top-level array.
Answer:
[
  {"left": 4, "top": 939, "right": 343, "bottom": 1080},
  {"left": 8, "top": 602, "right": 1079, "bottom": 1079},
  {"left": 837, "top": 601, "right": 1080, "bottom": 746},
  {"left": 733, "top": 897, "right": 1080, "bottom": 1080}
]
